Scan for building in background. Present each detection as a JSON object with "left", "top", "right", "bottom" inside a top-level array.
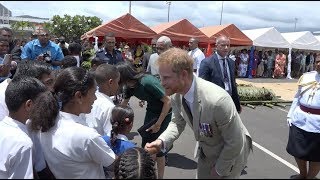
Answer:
[{"left": 0, "top": 3, "right": 50, "bottom": 38}]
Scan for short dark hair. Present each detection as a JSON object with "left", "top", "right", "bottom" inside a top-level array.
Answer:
[
  {"left": 68, "top": 43, "right": 82, "bottom": 54},
  {"left": 61, "top": 55, "right": 78, "bottom": 69},
  {"left": 94, "top": 63, "right": 119, "bottom": 86},
  {"left": 0, "top": 27, "right": 13, "bottom": 35},
  {"left": 91, "top": 57, "right": 106, "bottom": 68},
  {"left": 114, "top": 147, "right": 156, "bottom": 179},
  {"left": 5, "top": 77, "right": 46, "bottom": 112},
  {"left": 13, "top": 61, "right": 52, "bottom": 80}
]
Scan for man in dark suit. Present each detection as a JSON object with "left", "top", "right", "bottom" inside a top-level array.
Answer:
[{"left": 199, "top": 35, "right": 242, "bottom": 113}]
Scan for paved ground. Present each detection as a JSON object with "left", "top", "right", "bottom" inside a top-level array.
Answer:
[{"left": 128, "top": 94, "right": 319, "bottom": 179}]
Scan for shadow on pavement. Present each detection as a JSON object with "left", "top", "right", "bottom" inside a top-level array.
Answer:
[
  {"left": 127, "top": 132, "right": 139, "bottom": 140},
  {"left": 166, "top": 153, "right": 197, "bottom": 170}
]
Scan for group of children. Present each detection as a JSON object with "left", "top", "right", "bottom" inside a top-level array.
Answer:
[{"left": 0, "top": 60, "right": 158, "bottom": 179}]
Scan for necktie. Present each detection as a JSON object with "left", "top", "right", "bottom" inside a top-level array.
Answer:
[
  {"left": 222, "top": 59, "right": 231, "bottom": 95},
  {"left": 182, "top": 97, "right": 193, "bottom": 126}
]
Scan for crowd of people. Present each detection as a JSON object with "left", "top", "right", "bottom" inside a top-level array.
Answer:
[
  {"left": 0, "top": 24, "right": 319, "bottom": 179},
  {"left": 228, "top": 48, "right": 319, "bottom": 79}
]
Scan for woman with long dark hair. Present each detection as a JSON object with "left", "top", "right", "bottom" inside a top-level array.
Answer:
[{"left": 117, "top": 61, "right": 171, "bottom": 179}]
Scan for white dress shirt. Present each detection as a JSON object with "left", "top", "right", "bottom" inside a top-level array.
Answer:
[
  {"left": 39, "top": 111, "right": 116, "bottom": 179},
  {"left": 0, "top": 79, "right": 10, "bottom": 121},
  {"left": 0, "top": 116, "right": 33, "bottom": 179},
  {"left": 72, "top": 55, "right": 80, "bottom": 67},
  {"left": 146, "top": 53, "right": 160, "bottom": 75},
  {"left": 216, "top": 52, "right": 232, "bottom": 93},
  {"left": 188, "top": 48, "right": 206, "bottom": 76},
  {"left": 86, "top": 90, "right": 115, "bottom": 136},
  {"left": 183, "top": 78, "right": 196, "bottom": 116}
]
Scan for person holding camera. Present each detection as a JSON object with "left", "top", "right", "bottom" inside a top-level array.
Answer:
[{"left": 21, "top": 27, "right": 64, "bottom": 69}]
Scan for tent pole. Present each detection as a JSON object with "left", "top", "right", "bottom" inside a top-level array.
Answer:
[{"left": 286, "top": 47, "right": 293, "bottom": 79}]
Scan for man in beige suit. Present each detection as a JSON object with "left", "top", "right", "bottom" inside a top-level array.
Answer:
[{"left": 145, "top": 47, "right": 252, "bottom": 179}]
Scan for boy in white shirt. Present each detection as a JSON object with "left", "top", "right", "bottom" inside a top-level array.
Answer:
[
  {"left": 86, "top": 63, "right": 120, "bottom": 136},
  {"left": 0, "top": 77, "right": 47, "bottom": 178}
]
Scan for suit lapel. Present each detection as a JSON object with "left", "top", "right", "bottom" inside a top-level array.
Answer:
[
  {"left": 193, "top": 76, "right": 202, "bottom": 141},
  {"left": 227, "top": 58, "right": 235, "bottom": 81},
  {"left": 213, "top": 54, "right": 224, "bottom": 85}
]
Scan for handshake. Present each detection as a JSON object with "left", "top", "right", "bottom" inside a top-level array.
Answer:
[{"left": 144, "top": 139, "right": 163, "bottom": 155}]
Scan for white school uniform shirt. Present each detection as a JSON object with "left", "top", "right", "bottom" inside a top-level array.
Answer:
[
  {"left": 0, "top": 79, "right": 10, "bottom": 121},
  {"left": 0, "top": 116, "right": 33, "bottom": 179},
  {"left": 25, "top": 119, "right": 47, "bottom": 172},
  {"left": 39, "top": 111, "right": 116, "bottom": 179},
  {"left": 188, "top": 48, "right": 205, "bottom": 76},
  {"left": 86, "top": 90, "right": 115, "bottom": 136}
]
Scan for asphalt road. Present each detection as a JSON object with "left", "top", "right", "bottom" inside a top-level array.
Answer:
[{"left": 127, "top": 97, "right": 319, "bottom": 179}]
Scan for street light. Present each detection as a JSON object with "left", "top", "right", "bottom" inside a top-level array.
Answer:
[
  {"left": 219, "top": 1, "right": 224, "bottom": 25},
  {"left": 166, "top": 1, "right": 171, "bottom": 22},
  {"left": 294, "top": 18, "right": 298, "bottom": 32}
]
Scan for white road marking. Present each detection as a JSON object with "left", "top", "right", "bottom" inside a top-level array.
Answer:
[
  {"left": 253, "top": 141, "right": 299, "bottom": 173},
  {"left": 277, "top": 108, "right": 289, "bottom": 113}
]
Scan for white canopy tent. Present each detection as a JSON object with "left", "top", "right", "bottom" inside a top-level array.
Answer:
[
  {"left": 281, "top": 31, "right": 320, "bottom": 51},
  {"left": 242, "top": 27, "right": 291, "bottom": 78},
  {"left": 315, "top": 35, "right": 320, "bottom": 42},
  {"left": 242, "top": 27, "right": 291, "bottom": 48},
  {"left": 281, "top": 31, "right": 320, "bottom": 79}
]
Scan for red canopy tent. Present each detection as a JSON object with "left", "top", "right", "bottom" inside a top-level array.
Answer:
[
  {"left": 199, "top": 24, "right": 253, "bottom": 47},
  {"left": 81, "top": 13, "right": 158, "bottom": 44},
  {"left": 151, "top": 19, "right": 209, "bottom": 47}
]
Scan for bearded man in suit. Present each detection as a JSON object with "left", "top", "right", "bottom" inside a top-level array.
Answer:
[
  {"left": 145, "top": 47, "right": 252, "bottom": 179},
  {"left": 199, "top": 35, "right": 242, "bottom": 113}
]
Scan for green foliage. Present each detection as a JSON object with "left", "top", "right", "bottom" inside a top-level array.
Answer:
[
  {"left": 43, "top": 14, "right": 102, "bottom": 42},
  {"left": 10, "top": 21, "right": 35, "bottom": 38}
]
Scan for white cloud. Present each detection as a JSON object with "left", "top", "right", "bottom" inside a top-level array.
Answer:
[{"left": 1, "top": 1, "right": 319, "bottom": 33}]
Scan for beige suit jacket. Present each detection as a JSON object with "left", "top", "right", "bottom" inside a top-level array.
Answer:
[{"left": 159, "top": 76, "right": 252, "bottom": 177}]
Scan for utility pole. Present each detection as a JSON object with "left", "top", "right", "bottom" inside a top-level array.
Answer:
[
  {"left": 219, "top": 1, "right": 224, "bottom": 25},
  {"left": 129, "top": 1, "right": 132, "bottom": 14},
  {"left": 166, "top": 1, "right": 171, "bottom": 22},
  {"left": 294, "top": 18, "right": 298, "bottom": 32}
]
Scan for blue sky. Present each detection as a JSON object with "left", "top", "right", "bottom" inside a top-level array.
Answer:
[{"left": 1, "top": 1, "right": 319, "bottom": 33}]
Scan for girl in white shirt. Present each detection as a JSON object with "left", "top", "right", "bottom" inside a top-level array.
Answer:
[
  {"left": 29, "top": 67, "right": 116, "bottom": 179},
  {"left": 0, "top": 77, "right": 47, "bottom": 179}
]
